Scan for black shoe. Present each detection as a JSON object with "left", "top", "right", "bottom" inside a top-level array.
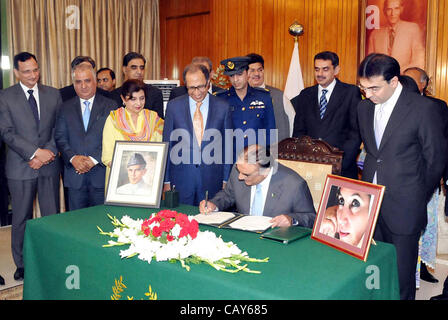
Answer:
[
  {"left": 13, "top": 268, "right": 24, "bottom": 281},
  {"left": 0, "top": 275, "right": 4, "bottom": 285},
  {"left": 430, "top": 293, "right": 448, "bottom": 300},
  {"left": 420, "top": 262, "right": 438, "bottom": 283}
]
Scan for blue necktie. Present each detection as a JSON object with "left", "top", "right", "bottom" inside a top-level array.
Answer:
[
  {"left": 251, "top": 184, "right": 264, "bottom": 216},
  {"left": 83, "top": 101, "right": 91, "bottom": 131},
  {"left": 319, "top": 89, "right": 328, "bottom": 119},
  {"left": 27, "top": 89, "right": 39, "bottom": 125}
]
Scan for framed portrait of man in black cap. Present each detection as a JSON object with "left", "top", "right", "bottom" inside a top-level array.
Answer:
[{"left": 105, "top": 141, "right": 168, "bottom": 208}]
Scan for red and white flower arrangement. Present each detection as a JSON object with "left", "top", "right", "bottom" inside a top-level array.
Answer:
[{"left": 98, "top": 210, "right": 268, "bottom": 273}]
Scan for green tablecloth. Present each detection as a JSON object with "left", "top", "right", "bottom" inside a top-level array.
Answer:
[{"left": 23, "top": 204, "right": 399, "bottom": 300}]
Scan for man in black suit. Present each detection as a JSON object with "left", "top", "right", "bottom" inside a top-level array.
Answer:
[
  {"left": 403, "top": 67, "right": 448, "bottom": 137},
  {"left": 357, "top": 53, "right": 446, "bottom": 299},
  {"left": 55, "top": 63, "right": 116, "bottom": 211},
  {"left": 291, "top": 51, "right": 361, "bottom": 179},
  {"left": 59, "top": 56, "right": 115, "bottom": 102},
  {"left": 111, "top": 52, "right": 164, "bottom": 119},
  {"left": 0, "top": 52, "right": 62, "bottom": 281},
  {"left": 168, "top": 56, "right": 223, "bottom": 101}
]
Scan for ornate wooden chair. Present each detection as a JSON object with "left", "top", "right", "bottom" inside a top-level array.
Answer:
[{"left": 277, "top": 136, "right": 343, "bottom": 212}]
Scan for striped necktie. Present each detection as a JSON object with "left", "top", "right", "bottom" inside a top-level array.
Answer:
[
  {"left": 319, "top": 89, "right": 328, "bottom": 119},
  {"left": 193, "top": 101, "right": 203, "bottom": 146},
  {"left": 27, "top": 89, "right": 39, "bottom": 125}
]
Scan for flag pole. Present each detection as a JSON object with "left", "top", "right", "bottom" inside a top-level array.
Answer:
[{"left": 283, "top": 21, "right": 305, "bottom": 137}]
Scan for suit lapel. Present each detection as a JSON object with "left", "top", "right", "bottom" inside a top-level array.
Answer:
[
  {"left": 37, "top": 84, "right": 51, "bottom": 133},
  {"left": 182, "top": 95, "right": 197, "bottom": 145},
  {"left": 363, "top": 101, "right": 378, "bottom": 154},
  {"left": 378, "top": 90, "right": 412, "bottom": 152},
  {"left": 310, "top": 85, "right": 321, "bottom": 120},
  {"left": 203, "top": 94, "right": 215, "bottom": 134},
  {"left": 263, "top": 169, "right": 283, "bottom": 215},
  {"left": 72, "top": 98, "right": 86, "bottom": 133},
  {"left": 87, "top": 95, "right": 102, "bottom": 132},
  {"left": 322, "top": 80, "right": 343, "bottom": 120}
]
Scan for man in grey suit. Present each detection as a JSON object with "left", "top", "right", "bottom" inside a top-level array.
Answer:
[
  {"left": 199, "top": 144, "right": 316, "bottom": 228},
  {"left": 0, "top": 52, "right": 62, "bottom": 280},
  {"left": 247, "top": 53, "right": 291, "bottom": 142}
]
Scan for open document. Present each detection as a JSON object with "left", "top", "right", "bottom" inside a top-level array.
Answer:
[{"left": 193, "top": 212, "right": 273, "bottom": 233}]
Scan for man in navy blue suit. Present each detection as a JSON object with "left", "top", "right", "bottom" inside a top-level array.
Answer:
[
  {"left": 55, "top": 62, "right": 117, "bottom": 210},
  {"left": 163, "top": 63, "right": 233, "bottom": 206}
]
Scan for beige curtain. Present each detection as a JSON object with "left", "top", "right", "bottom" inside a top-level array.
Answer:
[{"left": 7, "top": 0, "right": 160, "bottom": 88}]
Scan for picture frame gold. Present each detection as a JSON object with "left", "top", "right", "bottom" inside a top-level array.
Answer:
[{"left": 311, "top": 174, "right": 385, "bottom": 261}]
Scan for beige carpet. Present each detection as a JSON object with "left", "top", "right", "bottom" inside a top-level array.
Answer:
[
  {"left": 0, "top": 285, "right": 22, "bottom": 300},
  {"left": 0, "top": 226, "right": 23, "bottom": 299}
]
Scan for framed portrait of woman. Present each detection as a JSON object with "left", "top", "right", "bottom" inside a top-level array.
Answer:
[{"left": 311, "top": 175, "right": 385, "bottom": 261}]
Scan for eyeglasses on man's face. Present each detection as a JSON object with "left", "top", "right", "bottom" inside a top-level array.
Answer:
[
  {"left": 186, "top": 83, "right": 208, "bottom": 92},
  {"left": 358, "top": 84, "right": 385, "bottom": 94}
]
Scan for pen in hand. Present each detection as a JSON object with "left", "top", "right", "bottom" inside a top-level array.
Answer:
[{"left": 204, "top": 190, "right": 209, "bottom": 214}]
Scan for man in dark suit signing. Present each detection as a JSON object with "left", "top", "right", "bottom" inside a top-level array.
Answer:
[
  {"left": 55, "top": 62, "right": 116, "bottom": 211},
  {"left": 292, "top": 51, "right": 362, "bottom": 179},
  {"left": 357, "top": 53, "right": 446, "bottom": 299},
  {"left": 0, "top": 52, "right": 62, "bottom": 281},
  {"left": 199, "top": 144, "right": 316, "bottom": 228}
]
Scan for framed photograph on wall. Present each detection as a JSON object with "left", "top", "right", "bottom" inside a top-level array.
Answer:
[
  {"left": 105, "top": 141, "right": 168, "bottom": 208},
  {"left": 360, "top": 0, "right": 437, "bottom": 87},
  {"left": 311, "top": 174, "right": 385, "bottom": 261}
]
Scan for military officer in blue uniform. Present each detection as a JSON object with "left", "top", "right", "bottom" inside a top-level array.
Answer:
[{"left": 216, "top": 56, "right": 276, "bottom": 155}]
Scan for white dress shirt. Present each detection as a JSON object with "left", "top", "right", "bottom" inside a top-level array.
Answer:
[
  {"left": 19, "top": 82, "right": 40, "bottom": 119},
  {"left": 80, "top": 96, "right": 95, "bottom": 116},
  {"left": 372, "top": 83, "right": 403, "bottom": 184},
  {"left": 318, "top": 78, "right": 337, "bottom": 104}
]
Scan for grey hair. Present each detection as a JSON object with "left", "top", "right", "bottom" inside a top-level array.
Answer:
[{"left": 71, "top": 63, "right": 97, "bottom": 81}]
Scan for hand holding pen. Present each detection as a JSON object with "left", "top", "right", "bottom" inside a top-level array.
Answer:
[{"left": 199, "top": 190, "right": 216, "bottom": 214}]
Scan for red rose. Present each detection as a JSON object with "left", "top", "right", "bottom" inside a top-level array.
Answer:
[
  {"left": 159, "top": 210, "right": 177, "bottom": 219},
  {"left": 152, "top": 226, "right": 162, "bottom": 238},
  {"left": 143, "top": 227, "right": 151, "bottom": 236},
  {"left": 141, "top": 219, "right": 151, "bottom": 236},
  {"left": 166, "top": 234, "right": 174, "bottom": 242},
  {"left": 159, "top": 218, "right": 175, "bottom": 233},
  {"left": 189, "top": 219, "right": 199, "bottom": 239},
  {"left": 148, "top": 215, "right": 161, "bottom": 225},
  {"left": 175, "top": 214, "right": 189, "bottom": 228}
]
